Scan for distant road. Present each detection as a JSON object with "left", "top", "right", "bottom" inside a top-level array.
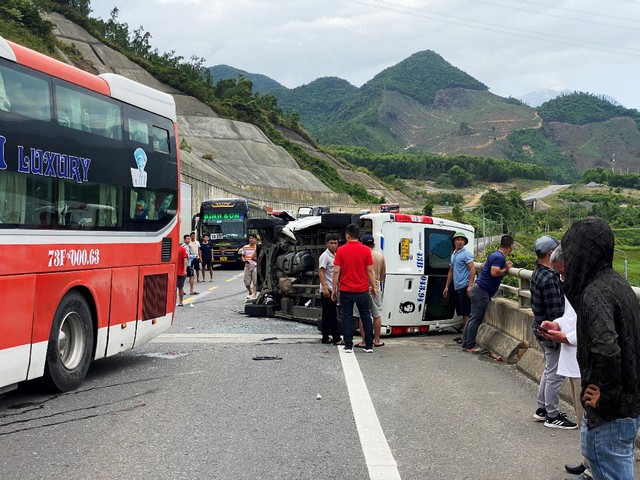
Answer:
[
  {"left": 523, "top": 184, "right": 571, "bottom": 201},
  {"left": 434, "top": 184, "right": 571, "bottom": 215}
]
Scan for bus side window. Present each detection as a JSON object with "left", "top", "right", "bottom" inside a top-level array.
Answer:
[
  {"left": 0, "top": 71, "right": 10, "bottom": 112},
  {"left": 55, "top": 83, "right": 121, "bottom": 139},
  {"left": 128, "top": 118, "right": 149, "bottom": 144},
  {"left": 0, "top": 63, "right": 50, "bottom": 121},
  {"left": 152, "top": 126, "right": 170, "bottom": 153}
]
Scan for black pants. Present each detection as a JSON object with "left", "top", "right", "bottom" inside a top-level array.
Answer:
[{"left": 321, "top": 292, "right": 340, "bottom": 340}]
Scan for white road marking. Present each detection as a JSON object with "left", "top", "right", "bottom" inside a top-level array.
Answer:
[
  {"left": 339, "top": 348, "right": 401, "bottom": 480},
  {"left": 152, "top": 333, "right": 319, "bottom": 344},
  {"left": 152, "top": 332, "right": 401, "bottom": 478}
]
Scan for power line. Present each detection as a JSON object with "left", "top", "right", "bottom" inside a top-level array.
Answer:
[
  {"left": 347, "top": 0, "right": 640, "bottom": 58},
  {"left": 469, "top": 0, "right": 640, "bottom": 31}
]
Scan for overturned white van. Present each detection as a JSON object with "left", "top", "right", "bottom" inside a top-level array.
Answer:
[{"left": 246, "top": 212, "right": 474, "bottom": 335}]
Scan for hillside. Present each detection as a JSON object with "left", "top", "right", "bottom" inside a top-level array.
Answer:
[
  {"left": 208, "top": 58, "right": 640, "bottom": 181},
  {"left": 272, "top": 77, "right": 358, "bottom": 134},
  {"left": 208, "top": 65, "right": 284, "bottom": 94}
]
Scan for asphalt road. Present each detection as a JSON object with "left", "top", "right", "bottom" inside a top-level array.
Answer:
[
  {"left": 523, "top": 184, "right": 571, "bottom": 201},
  {"left": 1, "top": 267, "right": 638, "bottom": 480}
]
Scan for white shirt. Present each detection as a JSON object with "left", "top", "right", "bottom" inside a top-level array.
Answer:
[
  {"left": 318, "top": 248, "right": 335, "bottom": 291},
  {"left": 555, "top": 297, "right": 581, "bottom": 379}
]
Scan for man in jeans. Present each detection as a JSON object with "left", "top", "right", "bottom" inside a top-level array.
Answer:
[
  {"left": 531, "top": 235, "right": 577, "bottom": 430},
  {"left": 332, "top": 224, "right": 377, "bottom": 353},
  {"left": 461, "top": 235, "right": 513, "bottom": 352},
  {"left": 562, "top": 217, "right": 640, "bottom": 480}
]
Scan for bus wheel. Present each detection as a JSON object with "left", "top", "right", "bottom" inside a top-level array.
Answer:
[{"left": 44, "top": 292, "right": 94, "bottom": 392}]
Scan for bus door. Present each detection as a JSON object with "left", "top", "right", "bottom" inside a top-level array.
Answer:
[
  {"left": 422, "top": 227, "right": 457, "bottom": 321},
  {"left": 380, "top": 221, "right": 425, "bottom": 328}
]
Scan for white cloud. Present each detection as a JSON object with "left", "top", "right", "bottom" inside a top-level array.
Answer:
[{"left": 90, "top": 0, "right": 640, "bottom": 108}]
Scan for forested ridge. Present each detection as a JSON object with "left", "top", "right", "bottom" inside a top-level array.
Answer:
[
  {"left": 538, "top": 92, "right": 640, "bottom": 128},
  {"left": 328, "top": 146, "right": 549, "bottom": 187}
]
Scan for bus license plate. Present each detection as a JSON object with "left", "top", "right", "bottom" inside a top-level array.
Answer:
[{"left": 400, "top": 238, "right": 411, "bottom": 260}]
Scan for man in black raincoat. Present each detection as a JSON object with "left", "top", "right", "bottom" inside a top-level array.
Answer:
[{"left": 562, "top": 216, "right": 640, "bottom": 480}]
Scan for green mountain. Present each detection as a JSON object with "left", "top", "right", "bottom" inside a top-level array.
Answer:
[
  {"left": 256, "top": 50, "right": 492, "bottom": 148},
  {"left": 361, "top": 50, "right": 488, "bottom": 105},
  {"left": 268, "top": 51, "right": 537, "bottom": 153},
  {"left": 272, "top": 77, "right": 357, "bottom": 134},
  {"left": 208, "top": 65, "right": 284, "bottom": 94},
  {"left": 538, "top": 92, "right": 640, "bottom": 127}
]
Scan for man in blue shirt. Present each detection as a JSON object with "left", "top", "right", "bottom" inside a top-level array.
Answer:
[
  {"left": 443, "top": 232, "right": 476, "bottom": 341},
  {"left": 461, "top": 235, "right": 514, "bottom": 352}
]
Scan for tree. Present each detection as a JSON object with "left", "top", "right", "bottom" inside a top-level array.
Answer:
[
  {"left": 423, "top": 203, "right": 434, "bottom": 216},
  {"left": 51, "top": 0, "right": 92, "bottom": 17},
  {"left": 452, "top": 204, "right": 464, "bottom": 223},
  {"left": 448, "top": 165, "right": 473, "bottom": 188},
  {"left": 459, "top": 121, "right": 472, "bottom": 135}
]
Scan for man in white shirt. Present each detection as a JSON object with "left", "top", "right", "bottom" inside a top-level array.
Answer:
[
  {"left": 241, "top": 234, "right": 258, "bottom": 300},
  {"left": 189, "top": 232, "right": 202, "bottom": 283},
  {"left": 318, "top": 234, "right": 341, "bottom": 345}
]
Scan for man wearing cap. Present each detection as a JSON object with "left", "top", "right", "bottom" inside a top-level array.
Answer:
[
  {"left": 461, "top": 235, "right": 514, "bottom": 352},
  {"left": 531, "top": 235, "right": 577, "bottom": 430},
  {"left": 443, "top": 232, "right": 475, "bottom": 342}
]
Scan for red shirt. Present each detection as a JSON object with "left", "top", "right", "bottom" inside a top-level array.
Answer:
[
  {"left": 177, "top": 246, "right": 188, "bottom": 276},
  {"left": 334, "top": 241, "right": 373, "bottom": 292}
]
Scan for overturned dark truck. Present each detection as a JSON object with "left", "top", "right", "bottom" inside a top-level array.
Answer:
[{"left": 245, "top": 212, "right": 475, "bottom": 336}]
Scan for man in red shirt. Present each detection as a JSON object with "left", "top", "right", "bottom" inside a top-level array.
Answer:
[
  {"left": 332, "top": 223, "right": 377, "bottom": 353},
  {"left": 176, "top": 236, "right": 189, "bottom": 306}
]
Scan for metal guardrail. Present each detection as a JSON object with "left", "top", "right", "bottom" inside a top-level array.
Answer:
[{"left": 475, "top": 262, "right": 640, "bottom": 308}]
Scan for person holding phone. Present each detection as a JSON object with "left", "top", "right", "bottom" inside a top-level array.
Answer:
[{"left": 530, "top": 235, "right": 577, "bottom": 430}]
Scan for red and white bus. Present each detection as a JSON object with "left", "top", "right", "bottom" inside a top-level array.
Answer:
[
  {"left": 380, "top": 202, "right": 400, "bottom": 213},
  {"left": 0, "top": 37, "right": 181, "bottom": 392}
]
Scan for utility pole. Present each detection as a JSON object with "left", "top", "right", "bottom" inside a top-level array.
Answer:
[{"left": 611, "top": 153, "right": 616, "bottom": 173}]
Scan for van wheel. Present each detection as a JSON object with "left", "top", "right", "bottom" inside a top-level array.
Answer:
[{"left": 43, "top": 292, "right": 94, "bottom": 392}]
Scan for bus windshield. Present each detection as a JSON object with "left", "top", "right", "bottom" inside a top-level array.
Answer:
[
  {"left": 196, "top": 198, "right": 266, "bottom": 264},
  {"left": 202, "top": 210, "right": 246, "bottom": 239}
]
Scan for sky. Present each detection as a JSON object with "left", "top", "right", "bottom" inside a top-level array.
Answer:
[{"left": 91, "top": 0, "right": 640, "bottom": 109}]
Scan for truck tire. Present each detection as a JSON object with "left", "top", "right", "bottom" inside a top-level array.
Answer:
[{"left": 245, "top": 304, "right": 276, "bottom": 317}]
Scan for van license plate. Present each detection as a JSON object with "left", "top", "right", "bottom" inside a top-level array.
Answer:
[{"left": 400, "top": 238, "right": 411, "bottom": 260}]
